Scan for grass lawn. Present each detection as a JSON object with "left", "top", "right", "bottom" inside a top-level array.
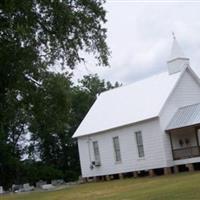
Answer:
[{"left": 2, "top": 172, "right": 200, "bottom": 200}]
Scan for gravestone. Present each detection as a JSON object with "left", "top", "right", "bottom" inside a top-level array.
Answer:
[
  {"left": 41, "top": 184, "right": 54, "bottom": 190},
  {"left": 0, "top": 186, "right": 3, "bottom": 194},
  {"left": 51, "top": 179, "right": 65, "bottom": 186},
  {"left": 36, "top": 180, "right": 47, "bottom": 188},
  {"left": 12, "top": 184, "right": 22, "bottom": 192},
  {"left": 23, "top": 183, "right": 34, "bottom": 192}
]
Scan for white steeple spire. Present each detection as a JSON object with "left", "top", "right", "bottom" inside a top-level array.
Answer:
[{"left": 167, "top": 34, "right": 189, "bottom": 75}]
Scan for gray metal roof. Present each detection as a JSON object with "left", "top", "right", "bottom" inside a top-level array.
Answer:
[{"left": 166, "top": 103, "right": 200, "bottom": 131}]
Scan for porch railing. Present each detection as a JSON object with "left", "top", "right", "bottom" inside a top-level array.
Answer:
[{"left": 173, "top": 146, "right": 200, "bottom": 160}]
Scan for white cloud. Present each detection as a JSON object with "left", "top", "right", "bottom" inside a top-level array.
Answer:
[{"left": 73, "top": 2, "right": 200, "bottom": 84}]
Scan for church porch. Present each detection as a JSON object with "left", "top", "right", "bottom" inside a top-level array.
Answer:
[
  {"left": 166, "top": 103, "right": 200, "bottom": 162},
  {"left": 168, "top": 126, "right": 200, "bottom": 160}
]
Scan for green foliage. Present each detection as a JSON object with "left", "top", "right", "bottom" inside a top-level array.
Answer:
[
  {"left": 0, "top": 0, "right": 114, "bottom": 189},
  {"left": 26, "top": 73, "right": 121, "bottom": 183},
  {"left": 79, "top": 74, "right": 122, "bottom": 103},
  {"left": 0, "top": 0, "right": 109, "bottom": 69},
  {"left": 28, "top": 72, "right": 73, "bottom": 165},
  {"left": 12, "top": 161, "right": 64, "bottom": 186},
  {"left": 63, "top": 170, "right": 79, "bottom": 182}
]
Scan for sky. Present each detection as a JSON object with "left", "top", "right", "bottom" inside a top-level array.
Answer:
[{"left": 73, "top": 1, "right": 200, "bottom": 85}]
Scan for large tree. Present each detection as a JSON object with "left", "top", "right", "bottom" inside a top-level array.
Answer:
[
  {"left": 0, "top": 0, "right": 109, "bottom": 189},
  {"left": 27, "top": 73, "right": 121, "bottom": 182},
  {"left": 0, "top": 0, "right": 109, "bottom": 116}
]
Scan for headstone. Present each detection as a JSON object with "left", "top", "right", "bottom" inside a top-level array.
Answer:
[
  {"left": 23, "top": 183, "right": 30, "bottom": 188},
  {"left": 66, "top": 181, "right": 77, "bottom": 186},
  {"left": 36, "top": 180, "right": 47, "bottom": 188},
  {"left": 0, "top": 186, "right": 3, "bottom": 194},
  {"left": 12, "top": 184, "right": 22, "bottom": 192},
  {"left": 41, "top": 184, "right": 54, "bottom": 190},
  {"left": 23, "top": 183, "right": 34, "bottom": 192},
  {"left": 51, "top": 179, "right": 65, "bottom": 186}
]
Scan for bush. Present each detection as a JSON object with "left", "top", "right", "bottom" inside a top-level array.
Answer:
[
  {"left": 21, "top": 161, "right": 64, "bottom": 185},
  {"left": 63, "top": 170, "right": 79, "bottom": 182}
]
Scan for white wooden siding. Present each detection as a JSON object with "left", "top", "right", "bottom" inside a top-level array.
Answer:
[
  {"left": 78, "top": 118, "right": 166, "bottom": 178},
  {"left": 78, "top": 69, "right": 200, "bottom": 177},
  {"left": 160, "top": 69, "right": 200, "bottom": 166}
]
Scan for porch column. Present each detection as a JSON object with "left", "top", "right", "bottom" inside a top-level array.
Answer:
[
  {"left": 195, "top": 127, "right": 200, "bottom": 155},
  {"left": 169, "top": 131, "right": 175, "bottom": 160}
]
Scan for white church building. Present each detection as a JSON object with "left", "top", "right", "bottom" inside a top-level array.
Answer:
[{"left": 73, "top": 38, "right": 200, "bottom": 180}]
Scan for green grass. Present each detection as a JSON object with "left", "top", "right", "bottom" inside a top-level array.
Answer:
[{"left": 2, "top": 172, "right": 200, "bottom": 200}]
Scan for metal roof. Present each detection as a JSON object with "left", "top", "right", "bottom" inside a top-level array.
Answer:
[
  {"left": 73, "top": 71, "right": 181, "bottom": 138},
  {"left": 73, "top": 66, "right": 200, "bottom": 138},
  {"left": 166, "top": 103, "right": 200, "bottom": 131}
]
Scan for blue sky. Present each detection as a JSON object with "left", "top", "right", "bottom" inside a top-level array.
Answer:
[{"left": 72, "top": 1, "right": 200, "bottom": 84}]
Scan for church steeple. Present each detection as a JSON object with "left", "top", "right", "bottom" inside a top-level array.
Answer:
[{"left": 167, "top": 34, "right": 190, "bottom": 75}]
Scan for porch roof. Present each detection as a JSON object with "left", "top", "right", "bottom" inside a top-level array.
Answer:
[{"left": 166, "top": 103, "right": 200, "bottom": 131}]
